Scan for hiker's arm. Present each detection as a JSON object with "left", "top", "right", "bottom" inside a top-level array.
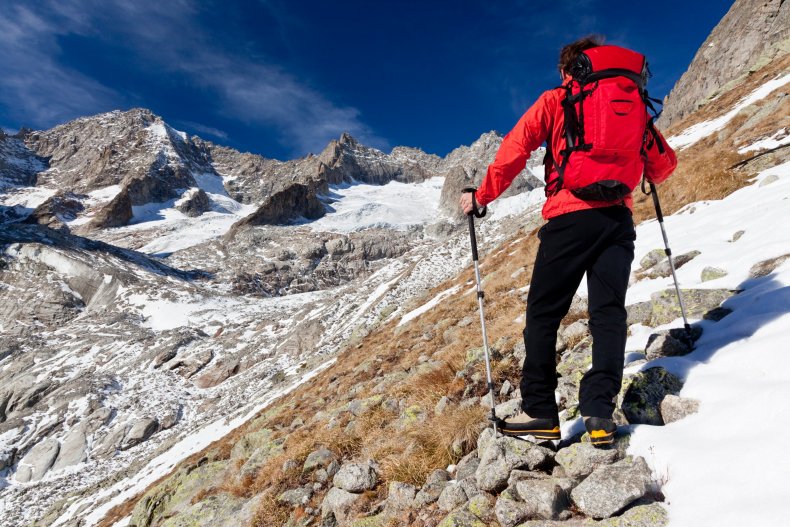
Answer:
[
  {"left": 644, "top": 125, "right": 677, "bottom": 186},
  {"left": 474, "top": 91, "right": 555, "bottom": 207}
]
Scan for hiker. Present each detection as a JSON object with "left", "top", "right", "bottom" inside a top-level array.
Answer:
[{"left": 460, "top": 36, "right": 677, "bottom": 446}]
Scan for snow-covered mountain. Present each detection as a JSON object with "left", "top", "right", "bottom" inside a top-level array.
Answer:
[{"left": 0, "top": 108, "right": 544, "bottom": 526}]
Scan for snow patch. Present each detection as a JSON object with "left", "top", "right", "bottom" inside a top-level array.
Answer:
[{"left": 399, "top": 284, "right": 462, "bottom": 326}]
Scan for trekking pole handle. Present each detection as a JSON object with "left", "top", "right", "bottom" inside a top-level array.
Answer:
[
  {"left": 462, "top": 188, "right": 487, "bottom": 219},
  {"left": 648, "top": 182, "right": 664, "bottom": 223}
]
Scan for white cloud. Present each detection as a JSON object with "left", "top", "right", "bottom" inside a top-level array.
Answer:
[{"left": 0, "top": 0, "right": 387, "bottom": 156}]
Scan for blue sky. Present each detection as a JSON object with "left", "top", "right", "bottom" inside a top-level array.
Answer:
[{"left": 0, "top": 0, "right": 732, "bottom": 160}]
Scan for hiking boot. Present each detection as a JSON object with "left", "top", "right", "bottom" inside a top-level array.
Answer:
[
  {"left": 584, "top": 416, "right": 617, "bottom": 447},
  {"left": 500, "top": 411, "right": 560, "bottom": 440}
]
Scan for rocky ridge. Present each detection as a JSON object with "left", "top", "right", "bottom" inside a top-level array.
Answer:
[{"left": 659, "top": 0, "right": 790, "bottom": 130}]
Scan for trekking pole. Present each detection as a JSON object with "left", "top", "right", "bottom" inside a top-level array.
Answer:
[
  {"left": 462, "top": 188, "right": 498, "bottom": 434},
  {"left": 645, "top": 181, "right": 693, "bottom": 338}
]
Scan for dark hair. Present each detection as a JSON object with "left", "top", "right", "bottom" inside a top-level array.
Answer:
[{"left": 558, "top": 35, "right": 605, "bottom": 75}]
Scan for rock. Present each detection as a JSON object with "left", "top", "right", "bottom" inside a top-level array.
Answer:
[
  {"left": 303, "top": 448, "right": 338, "bottom": 475},
  {"left": 701, "top": 266, "right": 728, "bottom": 282},
  {"left": 159, "top": 493, "right": 255, "bottom": 527},
  {"left": 455, "top": 451, "right": 480, "bottom": 481},
  {"left": 561, "top": 320, "right": 590, "bottom": 346},
  {"left": 333, "top": 461, "right": 379, "bottom": 493},
  {"left": 321, "top": 487, "right": 361, "bottom": 526},
  {"left": 500, "top": 380, "right": 513, "bottom": 397},
  {"left": 621, "top": 367, "right": 683, "bottom": 425},
  {"left": 438, "top": 482, "right": 469, "bottom": 511},
  {"left": 730, "top": 230, "right": 746, "bottom": 242},
  {"left": 649, "top": 288, "right": 736, "bottom": 326},
  {"left": 495, "top": 398, "right": 522, "bottom": 420},
  {"left": 570, "top": 456, "right": 652, "bottom": 519},
  {"left": 515, "top": 479, "right": 568, "bottom": 520},
  {"left": 415, "top": 479, "right": 450, "bottom": 507},
  {"left": 228, "top": 180, "right": 325, "bottom": 233},
  {"left": 495, "top": 488, "right": 532, "bottom": 527},
  {"left": 465, "top": 492, "right": 496, "bottom": 521},
  {"left": 567, "top": 295, "right": 588, "bottom": 321},
  {"left": 749, "top": 254, "right": 790, "bottom": 279},
  {"left": 51, "top": 422, "right": 88, "bottom": 471},
  {"left": 384, "top": 481, "right": 417, "bottom": 514},
  {"left": 626, "top": 302, "right": 652, "bottom": 326},
  {"left": 438, "top": 509, "right": 487, "bottom": 527},
  {"left": 660, "top": 394, "right": 700, "bottom": 424},
  {"left": 435, "top": 395, "right": 450, "bottom": 415},
  {"left": 15, "top": 437, "right": 60, "bottom": 482},
  {"left": 555, "top": 442, "right": 620, "bottom": 479},
  {"left": 475, "top": 437, "right": 554, "bottom": 492},
  {"left": 428, "top": 468, "right": 452, "bottom": 484},
  {"left": 193, "top": 358, "right": 241, "bottom": 389},
  {"left": 513, "top": 341, "right": 527, "bottom": 366},
  {"left": 597, "top": 502, "right": 668, "bottom": 526},
  {"left": 759, "top": 174, "right": 780, "bottom": 187},
  {"left": 639, "top": 249, "right": 665, "bottom": 270},
  {"left": 121, "top": 417, "right": 159, "bottom": 450},
  {"left": 176, "top": 188, "right": 210, "bottom": 217},
  {"left": 658, "top": 0, "right": 789, "bottom": 129},
  {"left": 646, "top": 250, "right": 701, "bottom": 279},
  {"left": 88, "top": 186, "right": 133, "bottom": 229},
  {"left": 476, "top": 427, "right": 497, "bottom": 458},
  {"left": 644, "top": 333, "right": 692, "bottom": 361},
  {"left": 278, "top": 486, "right": 313, "bottom": 507}
]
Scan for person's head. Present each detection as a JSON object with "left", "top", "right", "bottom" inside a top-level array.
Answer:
[{"left": 558, "top": 35, "right": 605, "bottom": 80}]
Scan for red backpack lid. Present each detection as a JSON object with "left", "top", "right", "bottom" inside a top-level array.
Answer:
[{"left": 583, "top": 45, "right": 645, "bottom": 76}]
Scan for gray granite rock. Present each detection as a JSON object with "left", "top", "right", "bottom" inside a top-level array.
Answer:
[
  {"left": 621, "top": 367, "right": 683, "bottom": 426},
  {"left": 476, "top": 437, "right": 554, "bottom": 492},
  {"left": 660, "top": 394, "right": 701, "bottom": 424},
  {"left": 438, "top": 481, "right": 469, "bottom": 511},
  {"left": 515, "top": 478, "right": 568, "bottom": 520},
  {"left": 332, "top": 461, "right": 378, "bottom": 493},
  {"left": 570, "top": 457, "right": 652, "bottom": 519},
  {"left": 555, "top": 442, "right": 619, "bottom": 479},
  {"left": 321, "top": 487, "right": 360, "bottom": 525}
]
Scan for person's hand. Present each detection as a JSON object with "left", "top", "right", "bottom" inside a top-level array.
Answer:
[{"left": 460, "top": 192, "right": 475, "bottom": 215}]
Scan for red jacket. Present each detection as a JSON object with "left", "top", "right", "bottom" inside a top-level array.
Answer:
[{"left": 475, "top": 88, "right": 677, "bottom": 219}]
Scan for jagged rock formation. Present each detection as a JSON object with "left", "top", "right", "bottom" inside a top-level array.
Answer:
[{"left": 659, "top": 0, "right": 790, "bottom": 129}]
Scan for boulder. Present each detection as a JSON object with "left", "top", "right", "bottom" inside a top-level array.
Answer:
[
  {"left": 555, "top": 442, "right": 620, "bottom": 479},
  {"left": 321, "top": 487, "right": 361, "bottom": 526},
  {"left": 51, "top": 422, "right": 89, "bottom": 471},
  {"left": 414, "top": 480, "right": 450, "bottom": 507},
  {"left": 15, "top": 437, "right": 60, "bottom": 482},
  {"left": 384, "top": 481, "right": 417, "bottom": 514},
  {"left": 644, "top": 250, "right": 700, "bottom": 279},
  {"left": 597, "top": 502, "right": 668, "bottom": 526},
  {"left": 455, "top": 451, "right": 480, "bottom": 481},
  {"left": 176, "top": 188, "right": 210, "bottom": 217},
  {"left": 87, "top": 186, "right": 133, "bottom": 229},
  {"left": 561, "top": 320, "right": 590, "bottom": 346},
  {"left": 626, "top": 301, "right": 653, "bottom": 326},
  {"left": 475, "top": 437, "right": 554, "bottom": 492},
  {"left": 570, "top": 456, "right": 652, "bottom": 519},
  {"left": 644, "top": 333, "right": 691, "bottom": 361},
  {"left": 333, "top": 461, "right": 379, "bottom": 493},
  {"left": 303, "top": 448, "right": 338, "bottom": 475},
  {"left": 438, "top": 482, "right": 469, "bottom": 511},
  {"left": 515, "top": 479, "right": 568, "bottom": 520},
  {"left": 639, "top": 249, "right": 665, "bottom": 270},
  {"left": 749, "top": 254, "right": 790, "bottom": 279},
  {"left": 621, "top": 367, "right": 683, "bottom": 426},
  {"left": 495, "top": 488, "right": 533, "bottom": 527},
  {"left": 701, "top": 266, "right": 728, "bottom": 282},
  {"left": 278, "top": 486, "right": 313, "bottom": 507},
  {"left": 121, "top": 417, "right": 159, "bottom": 450},
  {"left": 660, "top": 395, "right": 700, "bottom": 424},
  {"left": 438, "top": 509, "right": 487, "bottom": 527},
  {"left": 649, "top": 288, "right": 736, "bottom": 326},
  {"left": 193, "top": 358, "right": 240, "bottom": 389}
]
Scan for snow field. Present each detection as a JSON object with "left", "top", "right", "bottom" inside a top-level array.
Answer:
[{"left": 567, "top": 161, "right": 790, "bottom": 526}]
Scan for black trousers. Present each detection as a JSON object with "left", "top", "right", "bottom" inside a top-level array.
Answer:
[{"left": 520, "top": 206, "right": 635, "bottom": 419}]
